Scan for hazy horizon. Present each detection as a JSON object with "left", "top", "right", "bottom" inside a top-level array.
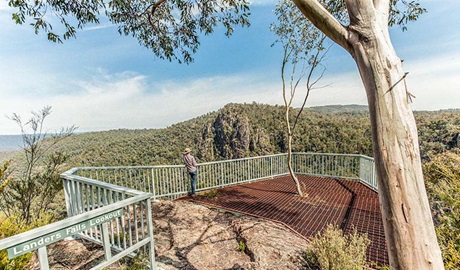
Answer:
[{"left": 1, "top": 103, "right": 458, "bottom": 136}]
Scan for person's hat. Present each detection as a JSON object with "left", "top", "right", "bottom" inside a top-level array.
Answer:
[{"left": 183, "top": 148, "right": 192, "bottom": 154}]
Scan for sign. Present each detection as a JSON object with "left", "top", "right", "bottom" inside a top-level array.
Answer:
[{"left": 7, "top": 208, "right": 123, "bottom": 259}]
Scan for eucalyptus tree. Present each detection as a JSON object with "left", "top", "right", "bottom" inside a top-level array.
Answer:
[
  {"left": 270, "top": 0, "right": 328, "bottom": 197},
  {"left": 8, "top": 0, "right": 250, "bottom": 64},
  {"left": 288, "top": 1, "right": 444, "bottom": 269},
  {"left": 7, "top": 0, "right": 444, "bottom": 268}
]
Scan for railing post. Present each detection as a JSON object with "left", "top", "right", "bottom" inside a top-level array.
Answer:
[
  {"left": 270, "top": 156, "right": 273, "bottom": 178},
  {"left": 38, "top": 246, "right": 50, "bottom": 270},
  {"left": 101, "top": 223, "right": 112, "bottom": 261},
  {"left": 372, "top": 161, "right": 376, "bottom": 188},
  {"left": 220, "top": 163, "right": 224, "bottom": 187},
  {"left": 151, "top": 168, "right": 156, "bottom": 199},
  {"left": 247, "top": 159, "right": 250, "bottom": 181},
  {"left": 146, "top": 198, "right": 157, "bottom": 270},
  {"left": 63, "top": 179, "right": 72, "bottom": 218}
]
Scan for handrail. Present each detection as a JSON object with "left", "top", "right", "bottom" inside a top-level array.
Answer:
[
  {"left": 72, "top": 152, "right": 377, "bottom": 198},
  {"left": 62, "top": 172, "right": 145, "bottom": 196},
  {"left": 0, "top": 170, "right": 157, "bottom": 270},
  {"left": 61, "top": 170, "right": 157, "bottom": 269},
  {"left": 0, "top": 152, "right": 376, "bottom": 270},
  {"left": 0, "top": 194, "right": 150, "bottom": 250}
]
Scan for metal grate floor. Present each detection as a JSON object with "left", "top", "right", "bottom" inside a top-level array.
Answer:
[{"left": 179, "top": 175, "right": 388, "bottom": 266}]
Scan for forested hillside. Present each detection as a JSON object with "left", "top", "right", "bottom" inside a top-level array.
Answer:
[
  {"left": 2, "top": 103, "right": 460, "bottom": 269},
  {"left": 51, "top": 102, "right": 458, "bottom": 267},
  {"left": 47, "top": 103, "right": 459, "bottom": 168}
]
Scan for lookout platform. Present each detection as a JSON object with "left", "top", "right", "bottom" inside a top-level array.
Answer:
[
  {"left": 180, "top": 175, "right": 388, "bottom": 266},
  {"left": 0, "top": 153, "right": 384, "bottom": 269}
]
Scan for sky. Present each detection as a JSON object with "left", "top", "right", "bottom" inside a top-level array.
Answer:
[{"left": 0, "top": 0, "right": 459, "bottom": 135}]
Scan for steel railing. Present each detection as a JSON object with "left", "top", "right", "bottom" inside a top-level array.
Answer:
[
  {"left": 292, "top": 152, "right": 377, "bottom": 191},
  {"left": 0, "top": 152, "right": 376, "bottom": 270},
  {"left": 61, "top": 169, "right": 156, "bottom": 267},
  {"left": 74, "top": 154, "right": 289, "bottom": 199},
  {"left": 73, "top": 153, "right": 377, "bottom": 199},
  {"left": 0, "top": 170, "right": 157, "bottom": 270},
  {"left": 358, "top": 155, "right": 378, "bottom": 190}
]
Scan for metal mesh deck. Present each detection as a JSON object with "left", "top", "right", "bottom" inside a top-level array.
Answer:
[{"left": 179, "top": 175, "right": 388, "bottom": 266}]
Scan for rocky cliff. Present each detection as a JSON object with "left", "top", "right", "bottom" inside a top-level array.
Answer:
[{"left": 28, "top": 201, "right": 309, "bottom": 269}]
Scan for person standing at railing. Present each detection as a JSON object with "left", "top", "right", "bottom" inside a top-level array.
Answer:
[{"left": 183, "top": 147, "right": 198, "bottom": 196}]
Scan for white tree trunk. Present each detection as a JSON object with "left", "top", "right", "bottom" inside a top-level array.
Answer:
[
  {"left": 285, "top": 107, "right": 304, "bottom": 196},
  {"left": 348, "top": 17, "right": 444, "bottom": 270},
  {"left": 291, "top": 0, "right": 445, "bottom": 268}
]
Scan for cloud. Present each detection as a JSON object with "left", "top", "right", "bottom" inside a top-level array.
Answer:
[
  {"left": 0, "top": 71, "right": 283, "bottom": 134},
  {"left": 0, "top": 2, "right": 12, "bottom": 11},
  {"left": 0, "top": 67, "right": 370, "bottom": 135},
  {"left": 82, "top": 23, "right": 117, "bottom": 32},
  {"left": 405, "top": 52, "right": 460, "bottom": 110},
  {"left": 1, "top": 50, "right": 458, "bottom": 135}
]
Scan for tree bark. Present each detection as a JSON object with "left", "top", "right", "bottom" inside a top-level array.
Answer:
[
  {"left": 348, "top": 23, "right": 444, "bottom": 269},
  {"left": 285, "top": 107, "right": 304, "bottom": 196},
  {"left": 292, "top": 0, "right": 444, "bottom": 268}
]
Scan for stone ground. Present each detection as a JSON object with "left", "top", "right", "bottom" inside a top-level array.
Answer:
[
  {"left": 152, "top": 201, "right": 308, "bottom": 270},
  {"left": 28, "top": 200, "right": 309, "bottom": 270}
]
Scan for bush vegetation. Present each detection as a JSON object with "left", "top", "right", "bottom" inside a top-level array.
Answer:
[
  {"left": 0, "top": 213, "right": 55, "bottom": 269},
  {"left": 40, "top": 103, "right": 460, "bottom": 169},
  {"left": 0, "top": 106, "right": 74, "bottom": 224},
  {"left": 0, "top": 161, "right": 11, "bottom": 194},
  {"left": 424, "top": 152, "right": 460, "bottom": 269},
  {"left": 304, "top": 224, "right": 370, "bottom": 270},
  {"left": 0, "top": 103, "right": 459, "bottom": 268}
]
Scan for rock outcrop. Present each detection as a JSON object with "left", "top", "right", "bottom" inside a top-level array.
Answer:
[
  {"left": 198, "top": 104, "right": 279, "bottom": 161},
  {"left": 213, "top": 108, "right": 251, "bottom": 159},
  {"left": 31, "top": 200, "right": 308, "bottom": 269},
  {"left": 152, "top": 200, "right": 308, "bottom": 269}
]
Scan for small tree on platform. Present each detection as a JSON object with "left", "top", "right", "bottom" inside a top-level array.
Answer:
[{"left": 271, "top": 0, "right": 329, "bottom": 197}]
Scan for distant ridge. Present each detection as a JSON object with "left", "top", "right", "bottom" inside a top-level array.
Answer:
[
  {"left": 308, "top": 104, "right": 369, "bottom": 113},
  {"left": 308, "top": 104, "right": 460, "bottom": 113}
]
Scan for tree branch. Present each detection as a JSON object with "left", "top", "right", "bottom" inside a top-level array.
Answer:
[
  {"left": 291, "top": 0, "right": 351, "bottom": 53},
  {"left": 292, "top": 40, "right": 329, "bottom": 131},
  {"left": 146, "top": 0, "right": 168, "bottom": 28},
  {"left": 148, "top": 0, "right": 168, "bottom": 15}
]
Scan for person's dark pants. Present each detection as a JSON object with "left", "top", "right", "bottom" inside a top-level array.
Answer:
[{"left": 189, "top": 170, "right": 197, "bottom": 195}]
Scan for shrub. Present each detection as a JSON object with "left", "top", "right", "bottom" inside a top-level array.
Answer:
[
  {"left": 201, "top": 188, "right": 220, "bottom": 200},
  {"left": 304, "top": 224, "right": 370, "bottom": 270},
  {"left": 424, "top": 152, "right": 460, "bottom": 270},
  {"left": 0, "top": 213, "right": 55, "bottom": 269},
  {"left": 0, "top": 106, "right": 75, "bottom": 224},
  {"left": 238, "top": 240, "right": 246, "bottom": 253},
  {"left": 119, "top": 251, "right": 150, "bottom": 270},
  {"left": 0, "top": 160, "right": 11, "bottom": 194}
]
